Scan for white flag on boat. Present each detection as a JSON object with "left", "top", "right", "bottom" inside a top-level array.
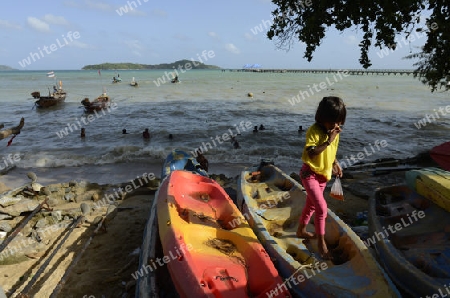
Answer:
[{"left": 47, "top": 71, "right": 55, "bottom": 78}]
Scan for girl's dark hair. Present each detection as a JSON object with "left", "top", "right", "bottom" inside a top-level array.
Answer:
[{"left": 315, "top": 96, "right": 347, "bottom": 125}]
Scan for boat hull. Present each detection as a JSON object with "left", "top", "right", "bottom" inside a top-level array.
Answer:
[
  {"left": 35, "top": 97, "right": 65, "bottom": 108},
  {"left": 431, "top": 142, "right": 450, "bottom": 171},
  {"left": 157, "top": 170, "right": 289, "bottom": 298},
  {"left": 405, "top": 167, "right": 450, "bottom": 212},
  {"left": 237, "top": 163, "right": 400, "bottom": 297},
  {"left": 35, "top": 92, "right": 66, "bottom": 108},
  {"left": 81, "top": 95, "right": 110, "bottom": 113},
  {"left": 368, "top": 185, "right": 450, "bottom": 296},
  {"left": 161, "top": 149, "right": 208, "bottom": 179}
]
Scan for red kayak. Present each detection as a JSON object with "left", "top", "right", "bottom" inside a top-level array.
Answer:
[
  {"left": 431, "top": 142, "right": 450, "bottom": 171},
  {"left": 157, "top": 170, "right": 290, "bottom": 298}
]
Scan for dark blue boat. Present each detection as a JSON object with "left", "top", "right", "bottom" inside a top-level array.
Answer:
[
  {"left": 369, "top": 184, "right": 450, "bottom": 297},
  {"left": 161, "top": 149, "right": 208, "bottom": 179}
]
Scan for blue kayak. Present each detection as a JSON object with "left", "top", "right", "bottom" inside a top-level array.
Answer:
[{"left": 161, "top": 149, "right": 208, "bottom": 179}]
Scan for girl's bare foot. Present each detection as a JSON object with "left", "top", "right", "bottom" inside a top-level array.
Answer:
[
  {"left": 296, "top": 224, "right": 316, "bottom": 239},
  {"left": 318, "top": 235, "right": 333, "bottom": 260}
]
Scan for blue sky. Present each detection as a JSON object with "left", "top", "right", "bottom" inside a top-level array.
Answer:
[{"left": 1, "top": 0, "right": 428, "bottom": 70}]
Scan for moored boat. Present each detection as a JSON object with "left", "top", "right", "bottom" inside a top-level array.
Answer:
[
  {"left": 130, "top": 77, "right": 138, "bottom": 87},
  {"left": 237, "top": 162, "right": 400, "bottom": 297},
  {"left": 368, "top": 184, "right": 450, "bottom": 297},
  {"left": 33, "top": 81, "right": 67, "bottom": 108},
  {"left": 157, "top": 170, "right": 290, "bottom": 298},
  {"left": 81, "top": 93, "right": 110, "bottom": 113},
  {"left": 161, "top": 149, "right": 208, "bottom": 179}
]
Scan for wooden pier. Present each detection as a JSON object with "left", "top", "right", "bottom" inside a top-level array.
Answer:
[{"left": 222, "top": 69, "right": 414, "bottom": 76}]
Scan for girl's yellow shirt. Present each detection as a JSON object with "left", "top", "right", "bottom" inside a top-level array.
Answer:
[{"left": 301, "top": 123, "right": 339, "bottom": 181}]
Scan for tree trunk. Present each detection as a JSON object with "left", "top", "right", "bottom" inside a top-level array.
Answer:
[{"left": 0, "top": 118, "right": 24, "bottom": 140}]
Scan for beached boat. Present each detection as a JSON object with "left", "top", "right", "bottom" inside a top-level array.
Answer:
[
  {"left": 161, "top": 149, "right": 207, "bottom": 179},
  {"left": 157, "top": 170, "right": 290, "bottom": 297},
  {"left": 430, "top": 142, "right": 450, "bottom": 171},
  {"left": 368, "top": 184, "right": 450, "bottom": 297},
  {"left": 136, "top": 191, "right": 179, "bottom": 298},
  {"left": 33, "top": 81, "right": 67, "bottom": 108},
  {"left": 112, "top": 76, "right": 122, "bottom": 83},
  {"left": 81, "top": 93, "right": 110, "bottom": 113},
  {"left": 405, "top": 167, "right": 450, "bottom": 212},
  {"left": 236, "top": 162, "right": 400, "bottom": 297}
]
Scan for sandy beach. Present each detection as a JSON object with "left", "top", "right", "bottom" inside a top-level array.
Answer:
[{"left": 0, "top": 157, "right": 434, "bottom": 297}]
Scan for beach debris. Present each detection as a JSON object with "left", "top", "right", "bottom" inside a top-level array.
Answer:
[
  {"left": 0, "top": 117, "right": 24, "bottom": 141},
  {"left": 0, "top": 222, "right": 12, "bottom": 233},
  {"left": 18, "top": 216, "right": 83, "bottom": 297},
  {"left": 80, "top": 203, "right": 91, "bottom": 215},
  {"left": 0, "top": 195, "right": 23, "bottom": 207},
  {"left": 206, "top": 238, "right": 237, "bottom": 255},
  {"left": 31, "top": 182, "right": 43, "bottom": 193},
  {"left": 27, "top": 172, "right": 37, "bottom": 182},
  {"left": 0, "top": 199, "right": 40, "bottom": 217}
]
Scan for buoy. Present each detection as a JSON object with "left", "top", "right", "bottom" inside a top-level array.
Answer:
[{"left": 247, "top": 92, "right": 253, "bottom": 98}]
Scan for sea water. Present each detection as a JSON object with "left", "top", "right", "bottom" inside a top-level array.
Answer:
[{"left": 0, "top": 69, "right": 448, "bottom": 175}]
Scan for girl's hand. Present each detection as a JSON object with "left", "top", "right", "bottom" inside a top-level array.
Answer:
[
  {"left": 327, "top": 124, "right": 342, "bottom": 143},
  {"left": 332, "top": 161, "right": 343, "bottom": 177}
]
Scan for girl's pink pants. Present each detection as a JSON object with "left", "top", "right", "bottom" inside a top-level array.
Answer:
[{"left": 299, "top": 163, "right": 328, "bottom": 235}]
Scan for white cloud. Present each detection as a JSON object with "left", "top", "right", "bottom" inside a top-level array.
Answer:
[
  {"left": 208, "top": 32, "right": 219, "bottom": 39},
  {"left": 225, "top": 43, "right": 240, "bottom": 54},
  {"left": 244, "top": 32, "right": 258, "bottom": 42},
  {"left": 0, "top": 19, "right": 21, "bottom": 30},
  {"left": 27, "top": 17, "right": 50, "bottom": 32},
  {"left": 43, "top": 14, "right": 69, "bottom": 26}
]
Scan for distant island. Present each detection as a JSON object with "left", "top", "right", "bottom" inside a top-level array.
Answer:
[
  {"left": 82, "top": 60, "right": 221, "bottom": 70},
  {"left": 0, "top": 65, "right": 16, "bottom": 71}
]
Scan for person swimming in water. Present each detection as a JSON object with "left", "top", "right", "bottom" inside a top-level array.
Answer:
[{"left": 143, "top": 128, "right": 150, "bottom": 139}]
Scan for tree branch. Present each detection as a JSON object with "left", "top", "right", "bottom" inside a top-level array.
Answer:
[{"left": 0, "top": 118, "right": 25, "bottom": 140}]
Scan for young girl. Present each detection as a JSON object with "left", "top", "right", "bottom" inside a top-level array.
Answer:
[{"left": 296, "top": 96, "right": 346, "bottom": 259}]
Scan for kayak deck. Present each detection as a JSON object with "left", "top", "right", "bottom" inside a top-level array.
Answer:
[{"left": 157, "top": 170, "right": 290, "bottom": 298}]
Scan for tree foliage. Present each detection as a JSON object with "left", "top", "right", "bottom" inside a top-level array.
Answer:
[{"left": 267, "top": 0, "right": 449, "bottom": 92}]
